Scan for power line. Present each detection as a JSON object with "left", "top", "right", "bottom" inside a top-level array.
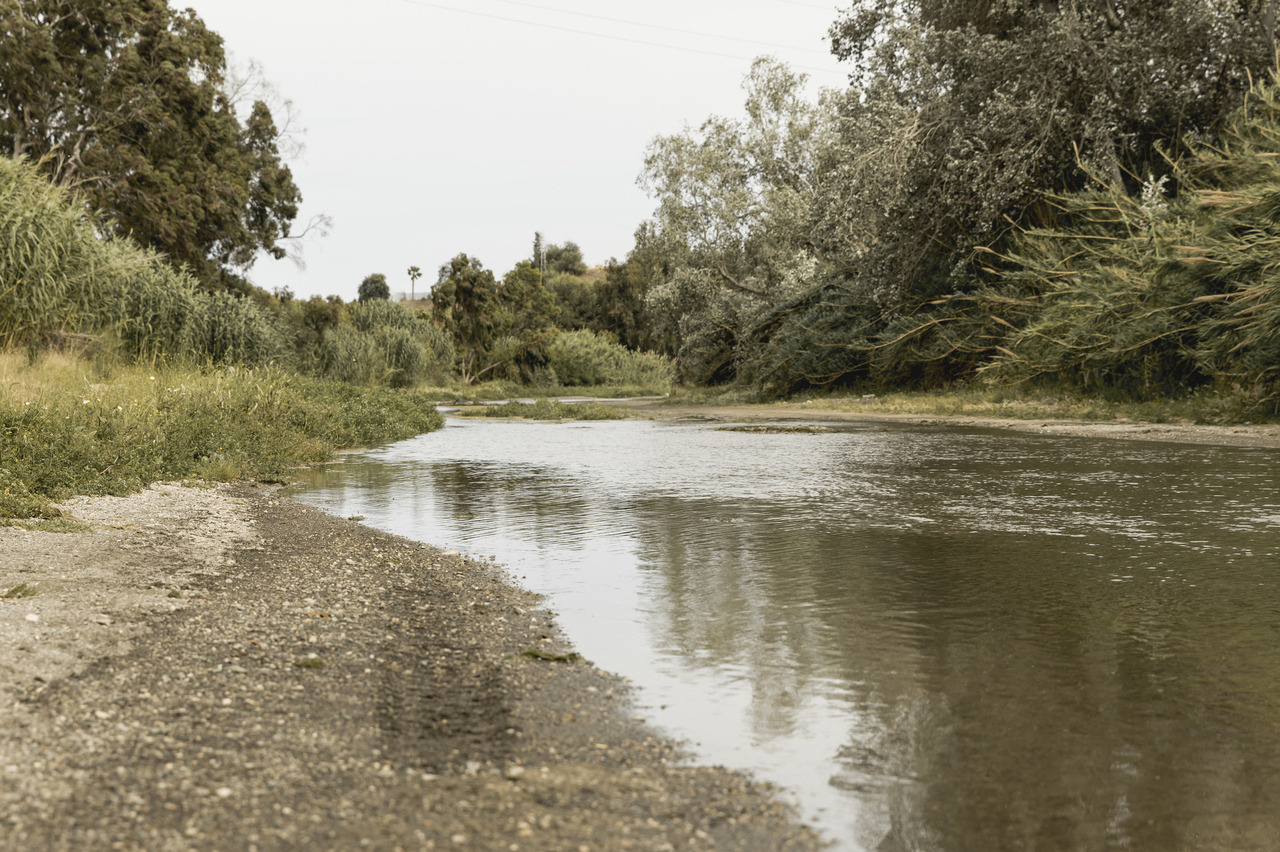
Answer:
[
  {"left": 397, "top": 0, "right": 846, "bottom": 77},
  {"left": 775, "top": 0, "right": 838, "bottom": 9},
  {"left": 484, "top": 0, "right": 829, "bottom": 55}
]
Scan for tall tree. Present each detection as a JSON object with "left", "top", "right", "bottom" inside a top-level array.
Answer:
[
  {"left": 639, "top": 57, "right": 833, "bottom": 382},
  {"left": 407, "top": 265, "right": 422, "bottom": 301},
  {"left": 0, "top": 0, "right": 303, "bottom": 291}
]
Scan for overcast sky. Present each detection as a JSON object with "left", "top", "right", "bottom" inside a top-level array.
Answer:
[{"left": 188, "top": 0, "right": 849, "bottom": 300}]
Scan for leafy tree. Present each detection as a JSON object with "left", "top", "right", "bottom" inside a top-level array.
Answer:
[
  {"left": 0, "top": 0, "right": 303, "bottom": 291},
  {"left": 432, "top": 255, "right": 560, "bottom": 384},
  {"left": 431, "top": 254, "right": 503, "bottom": 384},
  {"left": 545, "top": 240, "right": 587, "bottom": 276},
  {"left": 530, "top": 233, "right": 587, "bottom": 276},
  {"left": 357, "top": 273, "right": 390, "bottom": 303},
  {"left": 532, "top": 231, "right": 545, "bottom": 274},
  {"left": 547, "top": 273, "right": 597, "bottom": 331},
  {"left": 737, "top": 1, "right": 1280, "bottom": 395},
  {"left": 639, "top": 57, "right": 833, "bottom": 382}
]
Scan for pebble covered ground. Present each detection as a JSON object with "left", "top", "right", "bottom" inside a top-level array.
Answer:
[{"left": 0, "top": 482, "right": 826, "bottom": 851}]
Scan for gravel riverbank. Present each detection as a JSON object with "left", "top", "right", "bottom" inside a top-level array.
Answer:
[{"left": 0, "top": 482, "right": 825, "bottom": 851}]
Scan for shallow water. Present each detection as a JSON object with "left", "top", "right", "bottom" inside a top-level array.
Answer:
[{"left": 290, "top": 417, "right": 1280, "bottom": 850}]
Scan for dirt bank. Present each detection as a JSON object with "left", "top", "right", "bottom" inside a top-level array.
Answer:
[
  {"left": 0, "top": 483, "right": 824, "bottom": 851},
  {"left": 607, "top": 399, "right": 1280, "bottom": 450}
]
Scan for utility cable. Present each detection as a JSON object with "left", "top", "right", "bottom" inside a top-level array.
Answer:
[
  {"left": 397, "top": 0, "right": 846, "bottom": 77},
  {"left": 483, "top": 0, "right": 830, "bottom": 55}
]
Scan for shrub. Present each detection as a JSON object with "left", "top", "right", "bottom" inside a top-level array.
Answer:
[
  {"left": 0, "top": 157, "right": 112, "bottom": 344},
  {"left": 320, "top": 301, "right": 454, "bottom": 387},
  {"left": 546, "top": 329, "right": 673, "bottom": 390}
]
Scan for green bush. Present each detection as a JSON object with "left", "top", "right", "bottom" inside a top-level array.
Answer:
[
  {"left": 546, "top": 329, "right": 673, "bottom": 390},
  {"left": 198, "top": 290, "right": 285, "bottom": 366},
  {"left": 0, "top": 157, "right": 112, "bottom": 344},
  {"left": 320, "top": 301, "right": 454, "bottom": 388},
  {"left": 1, "top": 156, "right": 291, "bottom": 367}
]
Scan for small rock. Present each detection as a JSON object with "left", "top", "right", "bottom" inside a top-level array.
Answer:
[
  {"left": 504, "top": 765, "right": 526, "bottom": 781},
  {"left": 215, "top": 787, "right": 232, "bottom": 798},
  {"left": 92, "top": 614, "right": 112, "bottom": 626},
  {"left": 24, "top": 613, "right": 39, "bottom": 623}
]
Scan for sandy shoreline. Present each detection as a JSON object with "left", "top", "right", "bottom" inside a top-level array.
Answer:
[{"left": 0, "top": 483, "right": 823, "bottom": 851}]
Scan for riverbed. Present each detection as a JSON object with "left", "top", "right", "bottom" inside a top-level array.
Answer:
[{"left": 291, "top": 415, "right": 1280, "bottom": 851}]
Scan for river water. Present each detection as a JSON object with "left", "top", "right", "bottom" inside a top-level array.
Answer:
[{"left": 289, "top": 416, "right": 1280, "bottom": 851}]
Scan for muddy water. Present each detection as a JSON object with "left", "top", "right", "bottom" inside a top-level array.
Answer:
[{"left": 290, "top": 417, "right": 1280, "bottom": 851}]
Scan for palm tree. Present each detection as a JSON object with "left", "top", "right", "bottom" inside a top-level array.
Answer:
[{"left": 407, "top": 265, "right": 422, "bottom": 302}]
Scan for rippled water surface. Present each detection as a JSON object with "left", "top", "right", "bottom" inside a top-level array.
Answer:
[{"left": 290, "top": 417, "right": 1280, "bottom": 850}]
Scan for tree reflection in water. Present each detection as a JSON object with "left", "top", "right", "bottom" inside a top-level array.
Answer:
[{"left": 292, "top": 419, "right": 1280, "bottom": 851}]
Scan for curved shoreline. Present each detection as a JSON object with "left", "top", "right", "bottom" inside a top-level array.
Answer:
[{"left": 0, "top": 482, "right": 824, "bottom": 850}]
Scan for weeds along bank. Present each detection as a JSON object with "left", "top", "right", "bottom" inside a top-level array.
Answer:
[
  {"left": 0, "top": 352, "right": 443, "bottom": 522},
  {"left": 0, "top": 154, "right": 675, "bottom": 525}
]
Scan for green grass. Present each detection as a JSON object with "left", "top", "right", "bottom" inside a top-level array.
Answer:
[
  {"left": 426, "top": 381, "right": 668, "bottom": 403},
  {"left": 1, "top": 581, "right": 37, "bottom": 598},
  {"left": 1, "top": 517, "right": 92, "bottom": 533},
  {"left": 520, "top": 649, "right": 583, "bottom": 663},
  {"left": 1, "top": 351, "right": 444, "bottom": 519},
  {"left": 453, "top": 398, "right": 627, "bottom": 421},
  {"left": 665, "top": 381, "right": 1278, "bottom": 426}
]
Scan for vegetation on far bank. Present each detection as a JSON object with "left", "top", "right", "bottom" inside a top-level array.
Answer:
[
  {"left": 452, "top": 399, "right": 627, "bottom": 421},
  {"left": 666, "top": 384, "right": 1269, "bottom": 426}
]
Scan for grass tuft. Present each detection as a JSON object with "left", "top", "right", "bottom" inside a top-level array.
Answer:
[
  {"left": 2, "top": 582, "right": 38, "bottom": 598},
  {"left": 454, "top": 399, "right": 626, "bottom": 421}
]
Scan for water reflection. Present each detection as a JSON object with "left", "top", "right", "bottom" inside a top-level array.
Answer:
[{"left": 290, "top": 419, "right": 1280, "bottom": 850}]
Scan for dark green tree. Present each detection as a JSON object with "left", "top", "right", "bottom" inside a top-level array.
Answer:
[
  {"left": 545, "top": 240, "right": 587, "bottom": 276},
  {"left": 431, "top": 254, "right": 502, "bottom": 384},
  {"left": 0, "top": 0, "right": 302, "bottom": 291},
  {"left": 432, "top": 255, "right": 560, "bottom": 384},
  {"left": 358, "top": 273, "right": 390, "bottom": 302}
]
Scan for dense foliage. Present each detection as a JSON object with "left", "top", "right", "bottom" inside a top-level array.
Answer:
[
  {"left": 0, "top": 156, "right": 282, "bottom": 363},
  {"left": 623, "top": 1, "right": 1280, "bottom": 414},
  {"left": 0, "top": 0, "right": 301, "bottom": 291}
]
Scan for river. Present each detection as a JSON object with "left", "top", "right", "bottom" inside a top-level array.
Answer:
[{"left": 289, "top": 415, "right": 1280, "bottom": 851}]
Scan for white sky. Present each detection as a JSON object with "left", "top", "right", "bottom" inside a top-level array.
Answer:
[{"left": 187, "top": 0, "right": 850, "bottom": 300}]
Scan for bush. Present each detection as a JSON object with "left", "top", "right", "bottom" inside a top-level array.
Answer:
[
  {"left": 0, "top": 157, "right": 113, "bottom": 344},
  {"left": 546, "top": 329, "right": 673, "bottom": 390},
  {"left": 320, "top": 301, "right": 453, "bottom": 387}
]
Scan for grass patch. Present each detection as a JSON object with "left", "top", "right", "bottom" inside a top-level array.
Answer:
[
  {"left": 0, "top": 351, "right": 444, "bottom": 519},
  {"left": 665, "top": 381, "right": 1278, "bottom": 426},
  {"left": 520, "top": 649, "right": 583, "bottom": 663},
  {"left": 1, "top": 518, "right": 92, "bottom": 533},
  {"left": 292, "top": 656, "right": 325, "bottom": 669},
  {"left": 2, "top": 581, "right": 37, "bottom": 598},
  {"left": 453, "top": 399, "right": 627, "bottom": 421},
  {"left": 429, "top": 381, "right": 668, "bottom": 403}
]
